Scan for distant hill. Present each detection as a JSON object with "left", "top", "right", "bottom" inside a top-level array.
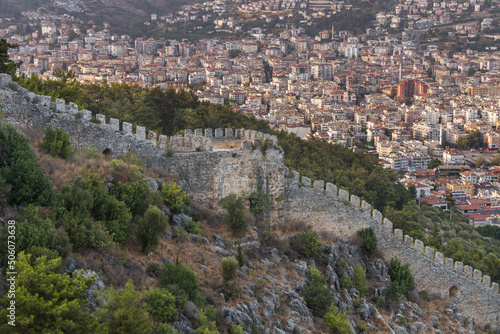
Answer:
[{"left": 0, "top": 0, "right": 193, "bottom": 28}]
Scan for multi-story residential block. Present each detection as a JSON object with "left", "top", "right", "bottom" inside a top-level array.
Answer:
[
  {"left": 447, "top": 180, "right": 474, "bottom": 197},
  {"left": 460, "top": 171, "right": 479, "bottom": 184},
  {"left": 467, "top": 85, "right": 500, "bottom": 97},
  {"left": 442, "top": 148, "right": 465, "bottom": 165}
]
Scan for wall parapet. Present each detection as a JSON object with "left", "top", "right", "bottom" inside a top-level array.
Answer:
[
  {"left": 282, "top": 164, "right": 500, "bottom": 299},
  {"left": 0, "top": 74, "right": 278, "bottom": 154}
]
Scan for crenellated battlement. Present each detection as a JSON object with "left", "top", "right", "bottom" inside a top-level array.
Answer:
[
  {"left": 285, "top": 169, "right": 500, "bottom": 301},
  {"left": 0, "top": 74, "right": 278, "bottom": 154}
]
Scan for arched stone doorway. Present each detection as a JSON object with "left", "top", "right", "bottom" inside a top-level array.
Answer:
[
  {"left": 103, "top": 148, "right": 112, "bottom": 158},
  {"left": 449, "top": 285, "right": 459, "bottom": 298}
]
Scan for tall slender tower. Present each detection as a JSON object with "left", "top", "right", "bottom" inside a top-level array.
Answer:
[{"left": 399, "top": 62, "right": 402, "bottom": 82}]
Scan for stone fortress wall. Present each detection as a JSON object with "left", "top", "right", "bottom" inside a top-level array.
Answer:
[
  {"left": 0, "top": 74, "right": 277, "bottom": 153},
  {"left": 0, "top": 73, "right": 285, "bottom": 210},
  {"left": 282, "top": 168, "right": 500, "bottom": 328},
  {"left": 0, "top": 73, "right": 499, "bottom": 328}
]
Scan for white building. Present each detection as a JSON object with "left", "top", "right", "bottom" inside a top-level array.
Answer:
[{"left": 442, "top": 149, "right": 465, "bottom": 165}]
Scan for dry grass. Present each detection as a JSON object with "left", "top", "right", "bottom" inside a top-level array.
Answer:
[
  {"left": 213, "top": 141, "right": 242, "bottom": 150},
  {"left": 319, "top": 229, "right": 337, "bottom": 245},
  {"left": 20, "top": 125, "right": 172, "bottom": 190},
  {"left": 21, "top": 126, "right": 114, "bottom": 190},
  {"left": 275, "top": 218, "right": 308, "bottom": 235}
]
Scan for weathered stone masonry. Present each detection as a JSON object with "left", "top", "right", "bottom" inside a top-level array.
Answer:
[
  {"left": 0, "top": 74, "right": 284, "bottom": 210},
  {"left": 282, "top": 167, "right": 500, "bottom": 328},
  {"left": 0, "top": 73, "right": 499, "bottom": 328}
]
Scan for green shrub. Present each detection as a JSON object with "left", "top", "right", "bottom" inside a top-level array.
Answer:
[
  {"left": 172, "top": 227, "right": 189, "bottom": 241},
  {"left": 145, "top": 288, "right": 178, "bottom": 322},
  {"left": 12, "top": 205, "right": 53, "bottom": 252},
  {"left": 83, "top": 172, "right": 107, "bottom": 217},
  {"left": 112, "top": 179, "right": 149, "bottom": 216},
  {"left": 230, "top": 324, "right": 244, "bottom": 334},
  {"left": 0, "top": 252, "right": 99, "bottom": 333},
  {"left": 83, "top": 146, "right": 104, "bottom": 159},
  {"left": 157, "top": 324, "right": 178, "bottom": 334},
  {"left": 324, "top": 303, "right": 350, "bottom": 334},
  {"left": 340, "top": 276, "right": 352, "bottom": 289},
  {"left": 0, "top": 205, "right": 70, "bottom": 263},
  {"left": 294, "top": 227, "right": 324, "bottom": 260},
  {"left": 356, "top": 321, "right": 369, "bottom": 332},
  {"left": 59, "top": 176, "right": 93, "bottom": 217},
  {"left": 140, "top": 190, "right": 165, "bottom": 215},
  {"left": 88, "top": 220, "right": 115, "bottom": 251},
  {"left": 419, "top": 290, "right": 430, "bottom": 301},
  {"left": 0, "top": 120, "right": 55, "bottom": 206},
  {"left": 159, "top": 263, "right": 201, "bottom": 304},
  {"left": 396, "top": 315, "right": 407, "bottom": 327},
  {"left": 303, "top": 267, "right": 334, "bottom": 317},
  {"left": 101, "top": 196, "right": 132, "bottom": 244},
  {"left": 27, "top": 246, "right": 59, "bottom": 262},
  {"left": 221, "top": 257, "right": 239, "bottom": 282},
  {"left": 47, "top": 228, "right": 72, "bottom": 258},
  {"left": 195, "top": 305, "right": 219, "bottom": 334},
  {"left": 220, "top": 194, "right": 248, "bottom": 236},
  {"left": 252, "top": 278, "right": 267, "bottom": 296},
  {"left": 39, "top": 126, "right": 73, "bottom": 159},
  {"left": 164, "top": 284, "right": 188, "bottom": 311},
  {"left": 387, "top": 257, "right": 415, "bottom": 299},
  {"left": 248, "top": 191, "right": 273, "bottom": 221},
  {"left": 97, "top": 280, "right": 153, "bottom": 333},
  {"left": 236, "top": 245, "right": 245, "bottom": 267},
  {"left": 357, "top": 227, "right": 377, "bottom": 257},
  {"left": 352, "top": 263, "right": 368, "bottom": 297},
  {"left": 137, "top": 205, "right": 169, "bottom": 252},
  {"left": 182, "top": 220, "right": 203, "bottom": 235},
  {"left": 161, "top": 182, "right": 190, "bottom": 214},
  {"left": 110, "top": 158, "right": 143, "bottom": 181}
]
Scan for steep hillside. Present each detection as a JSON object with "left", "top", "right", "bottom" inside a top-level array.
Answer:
[
  {"left": 0, "top": 121, "right": 485, "bottom": 333},
  {"left": 0, "top": 0, "right": 193, "bottom": 27}
]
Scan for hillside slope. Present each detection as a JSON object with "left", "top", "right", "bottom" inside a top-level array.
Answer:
[{"left": 0, "top": 0, "right": 192, "bottom": 26}]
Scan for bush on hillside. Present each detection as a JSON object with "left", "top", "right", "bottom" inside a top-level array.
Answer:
[
  {"left": 303, "top": 267, "right": 335, "bottom": 317},
  {"left": 161, "top": 182, "right": 190, "bottom": 214},
  {"left": 101, "top": 196, "right": 132, "bottom": 244},
  {"left": 0, "top": 120, "right": 54, "bottom": 206},
  {"left": 39, "top": 126, "right": 73, "bottom": 159},
  {"left": 159, "top": 262, "right": 201, "bottom": 305},
  {"left": 145, "top": 288, "right": 177, "bottom": 322},
  {"left": 0, "top": 252, "right": 99, "bottom": 333},
  {"left": 352, "top": 263, "right": 368, "bottom": 297},
  {"left": 137, "top": 205, "right": 169, "bottom": 252},
  {"left": 220, "top": 194, "right": 248, "bottom": 236},
  {"left": 293, "top": 227, "right": 324, "bottom": 260},
  {"left": 324, "top": 303, "right": 350, "bottom": 334},
  {"left": 387, "top": 257, "right": 415, "bottom": 299},
  {"left": 221, "top": 257, "right": 239, "bottom": 282},
  {"left": 96, "top": 280, "right": 152, "bottom": 333},
  {"left": 357, "top": 227, "right": 377, "bottom": 257}
]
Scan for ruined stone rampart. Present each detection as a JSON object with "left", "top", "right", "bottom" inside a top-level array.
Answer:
[
  {"left": 0, "top": 74, "right": 277, "bottom": 154},
  {"left": 1, "top": 73, "right": 499, "bottom": 328},
  {"left": 0, "top": 74, "right": 284, "bottom": 210},
  {"left": 282, "top": 167, "right": 500, "bottom": 328}
]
